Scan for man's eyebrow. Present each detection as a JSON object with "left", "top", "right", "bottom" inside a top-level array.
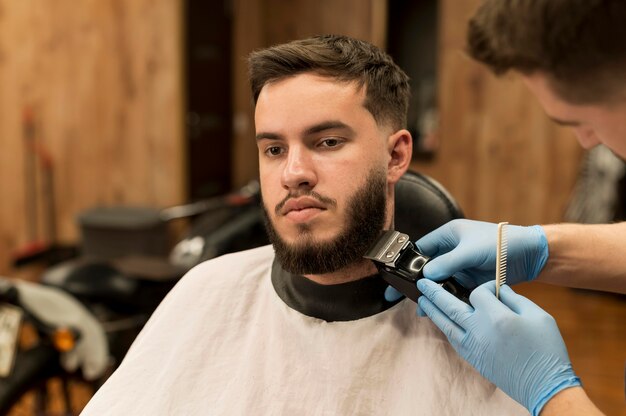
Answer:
[
  {"left": 548, "top": 116, "right": 581, "bottom": 127},
  {"left": 303, "top": 120, "right": 354, "bottom": 136},
  {"left": 255, "top": 132, "right": 282, "bottom": 141},
  {"left": 255, "top": 121, "right": 354, "bottom": 141}
]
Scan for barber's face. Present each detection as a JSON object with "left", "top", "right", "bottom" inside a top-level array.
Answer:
[
  {"left": 254, "top": 73, "right": 397, "bottom": 268},
  {"left": 522, "top": 72, "right": 626, "bottom": 159}
]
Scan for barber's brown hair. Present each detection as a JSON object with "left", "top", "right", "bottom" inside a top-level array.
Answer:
[
  {"left": 248, "top": 35, "right": 410, "bottom": 130},
  {"left": 467, "top": 0, "right": 626, "bottom": 104}
]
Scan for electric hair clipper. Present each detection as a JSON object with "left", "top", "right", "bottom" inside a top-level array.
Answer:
[{"left": 364, "top": 230, "right": 471, "bottom": 304}]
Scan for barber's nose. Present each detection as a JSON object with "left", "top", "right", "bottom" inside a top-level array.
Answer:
[
  {"left": 281, "top": 147, "right": 317, "bottom": 190},
  {"left": 573, "top": 127, "right": 600, "bottom": 149}
]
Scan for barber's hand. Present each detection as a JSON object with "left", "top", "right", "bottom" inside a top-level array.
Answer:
[
  {"left": 383, "top": 219, "right": 549, "bottom": 302},
  {"left": 418, "top": 219, "right": 549, "bottom": 288},
  {"left": 417, "top": 279, "right": 581, "bottom": 416}
]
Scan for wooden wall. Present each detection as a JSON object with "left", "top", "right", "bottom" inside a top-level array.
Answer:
[{"left": 0, "top": 0, "right": 184, "bottom": 274}]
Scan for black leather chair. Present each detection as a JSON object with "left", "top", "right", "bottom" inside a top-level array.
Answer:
[{"left": 394, "top": 170, "right": 463, "bottom": 240}]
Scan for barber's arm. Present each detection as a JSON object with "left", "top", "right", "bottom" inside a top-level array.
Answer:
[
  {"left": 416, "top": 280, "right": 603, "bottom": 416},
  {"left": 540, "top": 387, "right": 603, "bottom": 416},
  {"left": 540, "top": 222, "right": 626, "bottom": 293}
]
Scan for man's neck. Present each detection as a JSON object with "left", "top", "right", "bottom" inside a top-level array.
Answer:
[{"left": 304, "top": 259, "right": 378, "bottom": 285}]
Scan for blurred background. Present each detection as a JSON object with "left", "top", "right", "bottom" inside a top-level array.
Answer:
[{"left": 0, "top": 0, "right": 623, "bottom": 414}]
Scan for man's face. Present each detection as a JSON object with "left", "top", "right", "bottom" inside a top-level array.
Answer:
[
  {"left": 522, "top": 72, "right": 626, "bottom": 159},
  {"left": 255, "top": 73, "right": 394, "bottom": 274}
]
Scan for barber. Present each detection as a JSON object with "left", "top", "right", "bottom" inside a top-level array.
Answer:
[{"left": 395, "top": 0, "right": 626, "bottom": 415}]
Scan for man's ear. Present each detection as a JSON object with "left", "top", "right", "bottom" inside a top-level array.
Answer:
[{"left": 387, "top": 129, "right": 412, "bottom": 184}]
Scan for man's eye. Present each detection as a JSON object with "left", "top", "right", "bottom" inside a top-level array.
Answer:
[
  {"left": 265, "top": 146, "right": 283, "bottom": 156},
  {"left": 320, "top": 138, "right": 341, "bottom": 147}
]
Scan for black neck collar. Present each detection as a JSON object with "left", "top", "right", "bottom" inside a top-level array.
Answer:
[{"left": 271, "top": 259, "right": 401, "bottom": 322}]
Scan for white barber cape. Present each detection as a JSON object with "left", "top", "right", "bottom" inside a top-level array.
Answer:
[{"left": 81, "top": 245, "right": 527, "bottom": 415}]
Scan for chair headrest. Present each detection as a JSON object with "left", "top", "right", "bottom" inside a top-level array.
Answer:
[{"left": 393, "top": 170, "right": 463, "bottom": 240}]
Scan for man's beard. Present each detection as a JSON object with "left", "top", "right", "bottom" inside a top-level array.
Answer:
[{"left": 262, "top": 168, "right": 387, "bottom": 275}]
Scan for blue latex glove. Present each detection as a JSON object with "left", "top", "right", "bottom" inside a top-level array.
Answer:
[
  {"left": 384, "top": 219, "right": 549, "bottom": 302},
  {"left": 417, "top": 219, "right": 549, "bottom": 287},
  {"left": 417, "top": 279, "right": 581, "bottom": 416}
]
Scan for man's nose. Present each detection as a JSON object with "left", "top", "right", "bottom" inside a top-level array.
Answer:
[{"left": 281, "top": 147, "right": 317, "bottom": 190}]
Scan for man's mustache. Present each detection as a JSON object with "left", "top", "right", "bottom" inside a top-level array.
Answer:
[{"left": 274, "top": 191, "right": 337, "bottom": 215}]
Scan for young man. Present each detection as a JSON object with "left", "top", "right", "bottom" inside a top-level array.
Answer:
[
  {"left": 81, "top": 35, "right": 526, "bottom": 414},
  {"left": 407, "top": 1, "right": 626, "bottom": 415}
]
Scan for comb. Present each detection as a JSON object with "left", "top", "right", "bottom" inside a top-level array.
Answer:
[{"left": 495, "top": 222, "right": 508, "bottom": 299}]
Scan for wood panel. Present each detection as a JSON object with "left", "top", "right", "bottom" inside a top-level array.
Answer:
[
  {"left": 0, "top": 0, "right": 185, "bottom": 274},
  {"left": 413, "top": 0, "right": 583, "bottom": 225},
  {"left": 231, "top": 0, "right": 265, "bottom": 189}
]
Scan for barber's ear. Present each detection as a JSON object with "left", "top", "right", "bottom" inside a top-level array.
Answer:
[{"left": 387, "top": 129, "right": 412, "bottom": 184}]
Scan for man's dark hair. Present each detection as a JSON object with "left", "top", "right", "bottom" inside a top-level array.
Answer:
[
  {"left": 248, "top": 35, "right": 410, "bottom": 130},
  {"left": 467, "top": 0, "right": 626, "bottom": 104}
]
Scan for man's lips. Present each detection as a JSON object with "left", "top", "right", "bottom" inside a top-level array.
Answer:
[{"left": 280, "top": 197, "right": 327, "bottom": 216}]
